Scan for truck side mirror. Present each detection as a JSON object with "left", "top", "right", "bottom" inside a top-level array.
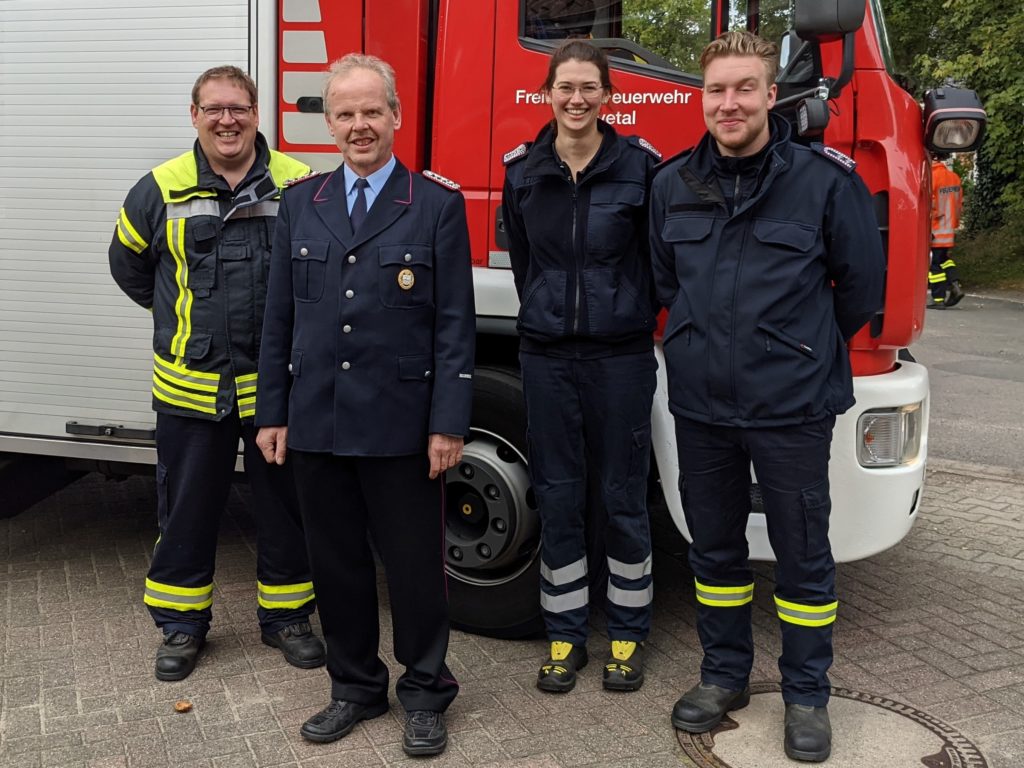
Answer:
[
  {"left": 923, "top": 87, "right": 987, "bottom": 153},
  {"left": 794, "top": 0, "right": 865, "bottom": 42}
]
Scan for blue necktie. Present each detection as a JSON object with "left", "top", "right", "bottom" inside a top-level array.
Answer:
[{"left": 350, "top": 177, "right": 369, "bottom": 231}]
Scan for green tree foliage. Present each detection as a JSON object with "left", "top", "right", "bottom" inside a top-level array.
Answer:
[
  {"left": 622, "top": 0, "right": 713, "bottom": 74},
  {"left": 883, "top": 0, "right": 1024, "bottom": 229}
]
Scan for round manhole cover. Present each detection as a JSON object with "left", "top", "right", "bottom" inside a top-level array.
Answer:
[{"left": 677, "top": 683, "right": 989, "bottom": 767}]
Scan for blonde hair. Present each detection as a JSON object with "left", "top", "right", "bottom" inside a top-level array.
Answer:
[{"left": 700, "top": 30, "right": 778, "bottom": 85}]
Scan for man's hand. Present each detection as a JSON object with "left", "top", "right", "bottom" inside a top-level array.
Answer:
[
  {"left": 257, "top": 426, "right": 288, "bottom": 465},
  {"left": 428, "top": 433, "right": 464, "bottom": 479}
]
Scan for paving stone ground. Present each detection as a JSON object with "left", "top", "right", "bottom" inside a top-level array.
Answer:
[{"left": 2, "top": 459, "right": 1023, "bottom": 767}]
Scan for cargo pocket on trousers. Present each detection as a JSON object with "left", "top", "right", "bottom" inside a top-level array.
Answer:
[
  {"left": 155, "top": 462, "right": 170, "bottom": 547},
  {"left": 799, "top": 480, "right": 831, "bottom": 562}
]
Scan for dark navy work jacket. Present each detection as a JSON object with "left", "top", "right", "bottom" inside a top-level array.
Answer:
[
  {"left": 256, "top": 159, "right": 476, "bottom": 456},
  {"left": 649, "top": 115, "right": 885, "bottom": 427},
  {"left": 502, "top": 121, "right": 659, "bottom": 358}
]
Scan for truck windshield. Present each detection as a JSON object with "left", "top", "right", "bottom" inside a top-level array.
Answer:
[{"left": 522, "top": 0, "right": 715, "bottom": 77}]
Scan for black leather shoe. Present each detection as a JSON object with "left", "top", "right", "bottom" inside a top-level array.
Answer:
[
  {"left": 785, "top": 703, "right": 832, "bottom": 762},
  {"left": 671, "top": 682, "right": 751, "bottom": 732},
  {"left": 403, "top": 710, "right": 448, "bottom": 757},
  {"left": 261, "top": 621, "right": 326, "bottom": 669},
  {"left": 154, "top": 631, "right": 205, "bottom": 682},
  {"left": 300, "top": 699, "right": 389, "bottom": 743}
]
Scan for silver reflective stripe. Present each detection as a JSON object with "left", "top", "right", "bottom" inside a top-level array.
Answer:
[
  {"left": 607, "top": 554, "right": 652, "bottom": 580},
  {"left": 167, "top": 199, "right": 220, "bottom": 219},
  {"left": 607, "top": 583, "right": 653, "bottom": 608},
  {"left": 541, "top": 557, "right": 587, "bottom": 587},
  {"left": 144, "top": 586, "right": 211, "bottom": 605},
  {"left": 695, "top": 581, "right": 754, "bottom": 607},
  {"left": 774, "top": 596, "right": 838, "bottom": 626},
  {"left": 259, "top": 586, "right": 314, "bottom": 604},
  {"left": 540, "top": 586, "right": 588, "bottom": 613},
  {"left": 225, "top": 200, "right": 280, "bottom": 221}
]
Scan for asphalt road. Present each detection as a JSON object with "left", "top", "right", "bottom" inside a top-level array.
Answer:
[{"left": 909, "top": 291, "right": 1024, "bottom": 472}]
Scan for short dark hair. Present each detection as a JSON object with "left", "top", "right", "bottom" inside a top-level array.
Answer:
[
  {"left": 542, "top": 39, "right": 613, "bottom": 93},
  {"left": 700, "top": 30, "right": 779, "bottom": 85},
  {"left": 192, "top": 65, "right": 258, "bottom": 106}
]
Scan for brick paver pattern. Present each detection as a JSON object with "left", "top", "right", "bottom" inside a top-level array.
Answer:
[{"left": 2, "top": 462, "right": 1023, "bottom": 767}]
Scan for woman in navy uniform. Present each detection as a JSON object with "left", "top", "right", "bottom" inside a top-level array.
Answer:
[
  {"left": 256, "top": 54, "right": 474, "bottom": 757},
  {"left": 501, "top": 40, "right": 660, "bottom": 693}
]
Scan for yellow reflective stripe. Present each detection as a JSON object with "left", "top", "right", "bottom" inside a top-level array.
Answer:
[
  {"left": 774, "top": 596, "right": 838, "bottom": 627},
  {"left": 153, "top": 386, "right": 219, "bottom": 415},
  {"left": 143, "top": 578, "right": 213, "bottom": 611},
  {"left": 153, "top": 373, "right": 217, "bottom": 405},
  {"left": 940, "top": 259, "right": 957, "bottom": 270},
  {"left": 116, "top": 208, "right": 148, "bottom": 254},
  {"left": 153, "top": 354, "right": 219, "bottom": 389},
  {"left": 695, "top": 579, "right": 754, "bottom": 607},
  {"left": 928, "top": 273, "right": 947, "bottom": 283},
  {"left": 257, "top": 580, "right": 315, "bottom": 609},
  {"left": 237, "top": 385, "right": 257, "bottom": 396},
  {"left": 236, "top": 373, "right": 258, "bottom": 384},
  {"left": 167, "top": 218, "right": 192, "bottom": 358},
  {"left": 236, "top": 372, "right": 258, "bottom": 398},
  {"left": 238, "top": 397, "right": 256, "bottom": 418}
]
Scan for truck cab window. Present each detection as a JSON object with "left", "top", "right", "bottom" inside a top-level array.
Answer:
[{"left": 521, "top": 0, "right": 714, "bottom": 79}]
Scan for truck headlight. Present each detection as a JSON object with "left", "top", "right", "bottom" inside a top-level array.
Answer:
[{"left": 857, "top": 403, "right": 923, "bottom": 467}]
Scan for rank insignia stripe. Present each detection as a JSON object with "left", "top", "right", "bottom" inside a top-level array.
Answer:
[
  {"left": 422, "top": 169, "right": 461, "bottom": 190},
  {"left": 285, "top": 170, "right": 324, "bottom": 187},
  {"left": 397, "top": 268, "right": 415, "bottom": 290},
  {"left": 813, "top": 144, "right": 857, "bottom": 172},
  {"left": 503, "top": 143, "right": 529, "bottom": 165},
  {"left": 634, "top": 137, "right": 662, "bottom": 160}
]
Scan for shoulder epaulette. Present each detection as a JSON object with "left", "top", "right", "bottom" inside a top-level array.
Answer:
[
  {"left": 285, "top": 170, "right": 324, "bottom": 187},
  {"left": 503, "top": 143, "right": 530, "bottom": 166},
  {"left": 422, "top": 169, "right": 461, "bottom": 191},
  {"left": 811, "top": 143, "right": 856, "bottom": 173},
  {"left": 629, "top": 136, "right": 662, "bottom": 161}
]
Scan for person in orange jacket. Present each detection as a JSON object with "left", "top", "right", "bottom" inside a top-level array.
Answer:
[{"left": 928, "top": 154, "right": 965, "bottom": 308}]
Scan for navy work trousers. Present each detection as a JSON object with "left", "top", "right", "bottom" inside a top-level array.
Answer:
[
  {"left": 147, "top": 412, "right": 314, "bottom": 637},
  {"left": 290, "top": 450, "right": 459, "bottom": 713},
  {"left": 520, "top": 351, "right": 657, "bottom": 645},
  {"left": 674, "top": 415, "right": 837, "bottom": 707}
]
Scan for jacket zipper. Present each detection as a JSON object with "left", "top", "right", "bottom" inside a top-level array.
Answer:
[{"left": 566, "top": 166, "right": 581, "bottom": 336}]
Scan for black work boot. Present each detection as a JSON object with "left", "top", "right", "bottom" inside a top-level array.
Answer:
[
  {"left": 403, "top": 710, "right": 448, "bottom": 756},
  {"left": 603, "top": 640, "right": 645, "bottom": 691},
  {"left": 671, "top": 682, "right": 751, "bottom": 732},
  {"left": 155, "top": 631, "right": 205, "bottom": 682},
  {"left": 261, "top": 621, "right": 326, "bottom": 669},
  {"left": 784, "top": 703, "right": 832, "bottom": 762},
  {"left": 946, "top": 280, "right": 965, "bottom": 307},
  {"left": 537, "top": 641, "right": 588, "bottom": 693}
]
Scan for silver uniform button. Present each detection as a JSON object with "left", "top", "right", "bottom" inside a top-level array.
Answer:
[
  {"left": 300, "top": 247, "right": 308, "bottom": 256},
  {"left": 348, "top": 254, "right": 356, "bottom": 263},
  {"left": 425, "top": 370, "right": 432, "bottom": 378},
  {"left": 288, "top": 363, "right": 293, "bottom": 372},
  {"left": 342, "top": 362, "right": 351, "bottom": 370},
  {"left": 343, "top": 324, "right": 352, "bottom": 333},
  {"left": 404, "top": 252, "right": 412, "bottom": 262},
  {"left": 345, "top": 289, "right": 355, "bottom": 299}
]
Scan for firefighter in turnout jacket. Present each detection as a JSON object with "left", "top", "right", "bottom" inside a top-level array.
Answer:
[
  {"left": 649, "top": 32, "right": 884, "bottom": 762},
  {"left": 109, "top": 66, "right": 324, "bottom": 682},
  {"left": 928, "top": 154, "right": 965, "bottom": 308}
]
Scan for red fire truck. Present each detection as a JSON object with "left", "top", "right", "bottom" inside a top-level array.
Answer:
[{"left": 0, "top": 0, "right": 985, "bottom": 637}]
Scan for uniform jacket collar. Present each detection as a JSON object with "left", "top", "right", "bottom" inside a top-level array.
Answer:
[
  {"left": 309, "top": 157, "right": 414, "bottom": 250},
  {"left": 523, "top": 119, "right": 621, "bottom": 180},
  {"left": 676, "top": 113, "right": 793, "bottom": 217},
  {"left": 194, "top": 132, "right": 272, "bottom": 193}
]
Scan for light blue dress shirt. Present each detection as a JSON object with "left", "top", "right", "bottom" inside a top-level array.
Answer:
[{"left": 343, "top": 156, "right": 397, "bottom": 215}]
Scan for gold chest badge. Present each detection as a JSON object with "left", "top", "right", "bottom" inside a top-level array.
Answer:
[{"left": 397, "top": 268, "right": 415, "bottom": 290}]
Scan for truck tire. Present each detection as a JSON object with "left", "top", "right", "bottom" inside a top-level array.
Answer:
[{"left": 446, "top": 366, "right": 607, "bottom": 639}]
